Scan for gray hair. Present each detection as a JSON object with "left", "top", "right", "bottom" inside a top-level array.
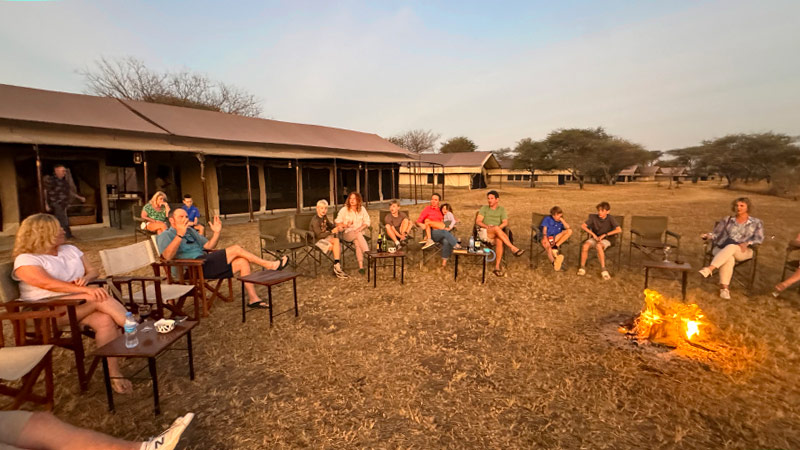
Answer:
[{"left": 316, "top": 199, "right": 329, "bottom": 208}]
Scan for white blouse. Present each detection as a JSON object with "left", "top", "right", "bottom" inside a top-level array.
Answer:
[
  {"left": 13, "top": 245, "right": 85, "bottom": 301},
  {"left": 335, "top": 206, "right": 371, "bottom": 234}
]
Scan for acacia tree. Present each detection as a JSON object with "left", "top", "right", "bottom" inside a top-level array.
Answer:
[
  {"left": 80, "top": 56, "right": 262, "bottom": 117},
  {"left": 512, "top": 138, "right": 555, "bottom": 187},
  {"left": 388, "top": 129, "right": 440, "bottom": 153},
  {"left": 440, "top": 136, "right": 477, "bottom": 153},
  {"left": 545, "top": 127, "right": 610, "bottom": 189},
  {"left": 590, "top": 138, "right": 652, "bottom": 185},
  {"left": 491, "top": 147, "right": 514, "bottom": 164}
]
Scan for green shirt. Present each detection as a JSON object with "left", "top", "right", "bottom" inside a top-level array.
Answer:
[{"left": 479, "top": 205, "right": 508, "bottom": 226}]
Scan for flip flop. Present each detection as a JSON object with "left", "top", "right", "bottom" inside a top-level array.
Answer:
[
  {"left": 513, "top": 249, "right": 525, "bottom": 257},
  {"left": 277, "top": 255, "right": 290, "bottom": 271},
  {"left": 247, "top": 301, "right": 269, "bottom": 309},
  {"left": 493, "top": 269, "right": 503, "bottom": 277}
]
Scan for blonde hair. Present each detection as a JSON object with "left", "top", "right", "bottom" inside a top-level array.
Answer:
[
  {"left": 13, "top": 214, "right": 62, "bottom": 257},
  {"left": 149, "top": 191, "right": 167, "bottom": 207}
]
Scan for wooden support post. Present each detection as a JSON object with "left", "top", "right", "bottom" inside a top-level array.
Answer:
[
  {"left": 333, "top": 158, "right": 338, "bottom": 208},
  {"left": 143, "top": 152, "right": 149, "bottom": 202},
  {"left": 391, "top": 165, "right": 396, "bottom": 200},
  {"left": 196, "top": 154, "right": 211, "bottom": 235},
  {"left": 365, "top": 162, "right": 369, "bottom": 204},
  {"left": 245, "top": 156, "right": 254, "bottom": 222},
  {"left": 295, "top": 159, "right": 301, "bottom": 213},
  {"left": 34, "top": 145, "right": 46, "bottom": 212}
]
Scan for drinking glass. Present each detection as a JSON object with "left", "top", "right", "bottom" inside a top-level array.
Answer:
[
  {"left": 139, "top": 304, "right": 153, "bottom": 332},
  {"left": 662, "top": 246, "right": 672, "bottom": 262}
]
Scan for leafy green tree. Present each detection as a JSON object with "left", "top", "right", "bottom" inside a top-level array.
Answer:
[
  {"left": 545, "top": 127, "right": 610, "bottom": 189},
  {"left": 589, "top": 138, "right": 652, "bottom": 185},
  {"left": 700, "top": 133, "right": 799, "bottom": 186},
  {"left": 440, "top": 136, "right": 477, "bottom": 153},
  {"left": 512, "top": 138, "right": 555, "bottom": 187},
  {"left": 491, "top": 147, "right": 514, "bottom": 164}
]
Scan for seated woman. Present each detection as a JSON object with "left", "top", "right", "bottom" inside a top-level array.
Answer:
[
  {"left": 773, "top": 232, "right": 800, "bottom": 297},
  {"left": 698, "top": 197, "right": 764, "bottom": 299},
  {"left": 336, "top": 192, "right": 371, "bottom": 275},
  {"left": 12, "top": 214, "right": 133, "bottom": 394},
  {"left": 141, "top": 191, "right": 170, "bottom": 234}
]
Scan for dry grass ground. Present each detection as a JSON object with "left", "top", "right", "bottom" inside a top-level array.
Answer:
[{"left": 4, "top": 183, "right": 800, "bottom": 449}]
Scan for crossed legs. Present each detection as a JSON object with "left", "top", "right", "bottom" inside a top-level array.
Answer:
[
  {"left": 487, "top": 227, "right": 520, "bottom": 270},
  {"left": 542, "top": 229, "right": 573, "bottom": 262},
  {"left": 224, "top": 244, "right": 284, "bottom": 304}
]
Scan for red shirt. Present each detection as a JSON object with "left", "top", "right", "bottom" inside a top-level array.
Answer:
[{"left": 417, "top": 205, "right": 443, "bottom": 223}]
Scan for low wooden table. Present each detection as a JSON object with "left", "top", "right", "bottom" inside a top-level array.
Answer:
[
  {"left": 453, "top": 249, "right": 488, "bottom": 284},
  {"left": 365, "top": 250, "right": 406, "bottom": 288},
  {"left": 93, "top": 320, "right": 197, "bottom": 416},
  {"left": 237, "top": 270, "right": 300, "bottom": 324},
  {"left": 643, "top": 260, "right": 692, "bottom": 300}
]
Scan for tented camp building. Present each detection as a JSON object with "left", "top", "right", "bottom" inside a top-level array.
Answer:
[{"left": 0, "top": 84, "right": 413, "bottom": 235}]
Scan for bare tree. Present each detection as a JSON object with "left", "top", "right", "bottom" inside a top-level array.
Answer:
[
  {"left": 79, "top": 56, "right": 262, "bottom": 117},
  {"left": 388, "top": 129, "right": 441, "bottom": 153}
]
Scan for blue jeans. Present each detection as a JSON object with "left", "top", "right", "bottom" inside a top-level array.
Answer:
[{"left": 431, "top": 229, "right": 458, "bottom": 259}]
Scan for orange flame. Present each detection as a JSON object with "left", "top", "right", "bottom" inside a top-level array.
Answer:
[{"left": 631, "top": 290, "right": 706, "bottom": 345}]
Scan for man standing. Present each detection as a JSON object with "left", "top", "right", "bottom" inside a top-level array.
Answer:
[
  {"left": 416, "top": 193, "right": 458, "bottom": 268},
  {"left": 476, "top": 190, "right": 525, "bottom": 276},
  {"left": 44, "top": 164, "right": 85, "bottom": 239}
]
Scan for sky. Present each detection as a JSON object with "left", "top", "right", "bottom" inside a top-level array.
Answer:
[{"left": 1, "top": 0, "right": 799, "bottom": 151}]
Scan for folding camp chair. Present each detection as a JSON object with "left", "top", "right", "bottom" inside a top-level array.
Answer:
[
  {"left": 150, "top": 235, "right": 231, "bottom": 318},
  {"left": 379, "top": 209, "right": 420, "bottom": 265},
  {"left": 576, "top": 215, "right": 625, "bottom": 270},
  {"left": 290, "top": 212, "right": 333, "bottom": 276},
  {"left": 529, "top": 212, "right": 572, "bottom": 269},
  {"left": 629, "top": 216, "right": 681, "bottom": 265},
  {"left": 0, "top": 309, "right": 62, "bottom": 410},
  {"left": 472, "top": 211, "right": 512, "bottom": 269},
  {"left": 338, "top": 224, "right": 373, "bottom": 270},
  {"left": 133, "top": 204, "right": 157, "bottom": 243},
  {"left": 100, "top": 240, "right": 200, "bottom": 320},
  {"left": 781, "top": 242, "right": 800, "bottom": 294},
  {"left": 0, "top": 262, "right": 94, "bottom": 392},
  {"left": 259, "top": 216, "right": 306, "bottom": 269},
  {"left": 702, "top": 224, "right": 759, "bottom": 292}
]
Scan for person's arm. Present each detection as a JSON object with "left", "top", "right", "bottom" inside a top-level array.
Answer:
[
  {"left": 161, "top": 219, "right": 189, "bottom": 261},
  {"left": 14, "top": 265, "right": 108, "bottom": 302},
  {"left": 790, "top": 232, "right": 800, "bottom": 248},
  {"left": 359, "top": 208, "right": 371, "bottom": 232},
  {"left": 476, "top": 209, "right": 488, "bottom": 229},
  {"left": 498, "top": 218, "right": 509, "bottom": 230},
  {"left": 561, "top": 218, "right": 571, "bottom": 230},
  {"left": 704, "top": 218, "right": 727, "bottom": 240},
  {"left": 416, "top": 208, "right": 429, "bottom": 225},
  {"left": 600, "top": 226, "right": 622, "bottom": 241},
  {"left": 141, "top": 206, "right": 155, "bottom": 223},
  {"left": 581, "top": 220, "right": 598, "bottom": 240},
  {"left": 72, "top": 256, "right": 100, "bottom": 286},
  {"left": 747, "top": 219, "right": 764, "bottom": 246},
  {"left": 204, "top": 216, "right": 222, "bottom": 249}
]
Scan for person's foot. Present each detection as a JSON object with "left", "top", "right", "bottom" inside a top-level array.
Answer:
[
  {"left": 418, "top": 238, "right": 428, "bottom": 244},
  {"left": 358, "top": 268, "right": 366, "bottom": 275},
  {"left": 554, "top": 254, "right": 565, "bottom": 272},
  {"left": 454, "top": 243, "right": 463, "bottom": 250},
  {"left": 719, "top": 288, "right": 731, "bottom": 300},
  {"left": 247, "top": 300, "right": 269, "bottom": 309},
  {"left": 698, "top": 267, "right": 712, "bottom": 278},
  {"left": 111, "top": 378, "right": 133, "bottom": 394},
  {"left": 143, "top": 413, "right": 194, "bottom": 450},
  {"left": 276, "top": 255, "right": 290, "bottom": 270},
  {"left": 333, "top": 263, "right": 349, "bottom": 278},
  {"left": 422, "top": 239, "right": 436, "bottom": 250},
  {"left": 601, "top": 270, "right": 611, "bottom": 281},
  {"left": 513, "top": 248, "right": 525, "bottom": 257},
  {"left": 493, "top": 269, "right": 503, "bottom": 277},
  {"left": 577, "top": 267, "right": 586, "bottom": 276}
]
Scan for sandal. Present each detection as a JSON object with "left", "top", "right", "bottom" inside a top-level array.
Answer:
[
  {"left": 277, "top": 255, "right": 290, "bottom": 271},
  {"left": 601, "top": 270, "right": 611, "bottom": 281},
  {"left": 513, "top": 248, "right": 525, "bottom": 257},
  {"left": 247, "top": 301, "right": 269, "bottom": 309},
  {"left": 493, "top": 269, "right": 503, "bottom": 277}
]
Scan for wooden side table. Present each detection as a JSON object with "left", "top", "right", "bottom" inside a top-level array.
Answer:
[
  {"left": 237, "top": 270, "right": 300, "bottom": 325},
  {"left": 93, "top": 320, "right": 197, "bottom": 416},
  {"left": 365, "top": 250, "right": 406, "bottom": 288},
  {"left": 643, "top": 260, "right": 692, "bottom": 300},
  {"left": 453, "top": 249, "right": 488, "bottom": 284}
]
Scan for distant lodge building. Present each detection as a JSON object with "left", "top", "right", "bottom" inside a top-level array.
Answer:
[
  {"left": 0, "top": 84, "right": 413, "bottom": 236},
  {"left": 399, "top": 152, "right": 573, "bottom": 190},
  {"left": 616, "top": 165, "right": 719, "bottom": 183}
]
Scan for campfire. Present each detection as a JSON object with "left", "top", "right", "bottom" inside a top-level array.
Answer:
[{"left": 620, "top": 289, "right": 707, "bottom": 348}]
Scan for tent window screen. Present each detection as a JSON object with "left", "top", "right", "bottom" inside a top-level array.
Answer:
[
  {"left": 302, "top": 167, "right": 330, "bottom": 207},
  {"left": 367, "top": 169, "right": 380, "bottom": 201},
  {"left": 265, "top": 166, "right": 297, "bottom": 210},
  {"left": 381, "top": 169, "right": 393, "bottom": 199},
  {"left": 216, "top": 164, "right": 259, "bottom": 215}
]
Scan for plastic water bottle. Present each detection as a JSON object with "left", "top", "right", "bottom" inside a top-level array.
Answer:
[
  {"left": 469, "top": 236, "right": 475, "bottom": 253},
  {"left": 124, "top": 312, "right": 139, "bottom": 348}
]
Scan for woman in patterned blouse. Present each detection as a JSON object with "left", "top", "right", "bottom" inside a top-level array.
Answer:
[
  {"left": 141, "top": 191, "right": 170, "bottom": 234},
  {"left": 698, "top": 197, "right": 764, "bottom": 299}
]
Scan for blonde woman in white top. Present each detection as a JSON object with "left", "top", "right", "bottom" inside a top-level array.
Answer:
[{"left": 336, "top": 192, "right": 371, "bottom": 274}]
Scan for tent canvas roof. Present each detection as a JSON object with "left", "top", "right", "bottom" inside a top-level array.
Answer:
[{"left": 417, "top": 151, "right": 499, "bottom": 168}]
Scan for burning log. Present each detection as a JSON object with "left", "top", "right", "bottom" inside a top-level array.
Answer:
[{"left": 620, "top": 289, "right": 706, "bottom": 348}]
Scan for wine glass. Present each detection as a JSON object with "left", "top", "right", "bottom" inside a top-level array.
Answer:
[
  {"left": 139, "top": 304, "right": 153, "bottom": 332},
  {"left": 662, "top": 245, "right": 672, "bottom": 262}
]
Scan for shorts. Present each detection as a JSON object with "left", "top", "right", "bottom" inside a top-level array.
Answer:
[
  {"left": 198, "top": 250, "right": 234, "bottom": 279},
  {"left": 315, "top": 238, "right": 333, "bottom": 253},
  {"left": 585, "top": 238, "right": 611, "bottom": 249},
  {"left": 0, "top": 410, "right": 32, "bottom": 448}
]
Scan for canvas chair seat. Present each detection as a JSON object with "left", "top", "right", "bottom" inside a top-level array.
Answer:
[
  {"left": 131, "top": 283, "right": 194, "bottom": 303},
  {"left": 0, "top": 345, "right": 52, "bottom": 381}
]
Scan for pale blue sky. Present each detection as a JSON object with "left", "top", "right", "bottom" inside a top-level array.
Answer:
[{"left": 1, "top": 0, "right": 798, "bottom": 151}]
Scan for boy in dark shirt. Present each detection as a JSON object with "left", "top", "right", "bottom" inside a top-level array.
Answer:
[
  {"left": 578, "top": 201, "right": 621, "bottom": 280},
  {"left": 310, "top": 199, "right": 348, "bottom": 278},
  {"left": 384, "top": 200, "right": 411, "bottom": 246}
]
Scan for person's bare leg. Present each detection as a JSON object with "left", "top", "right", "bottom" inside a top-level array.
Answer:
[
  {"left": 331, "top": 237, "right": 341, "bottom": 259},
  {"left": 16, "top": 412, "right": 140, "bottom": 450},
  {"left": 424, "top": 223, "right": 432, "bottom": 241},
  {"left": 777, "top": 268, "right": 800, "bottom": 291},
  {"left": 555, "top": 229, "right": 572, "bottom": 246},
  {"left": 355, "top": 235, "right": 367, "bottom": 269},
  {"left": 385, "top": 225, "right": 399, "bottom": 242},
  {"left": 495, "top": 238, "right": 504, "bottom": 270},
  {"left": 80, "top": 312, "right": 130, "bottom": 393},
  {"left": 580, "top": 241, "right": 591, "bottom": 267},
  {"left": 493, "top": 228, "right": 520, "bottom": 253},
  {"left": 400, "top": 219, "right": 412, "bottom": 237},
  {"left": 596, "top": 244, "right": 607, "bottom": 269},
  {"left": 542, "top": 239, "right": 554, "bottom": 262},
  {"left": 224, "top": 245, "right": 280, "bottom": 270},
  {"left": 231, "top": 258, "right": 260, "bottom": 303}
]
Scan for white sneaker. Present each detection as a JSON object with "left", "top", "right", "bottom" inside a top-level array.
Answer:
[
  {"left": 333, "top": 263, "right": 349, "bottom": 278},
  {"left": 601, "top": 270, "right": 611, "bottom": 281},
  {"left": 422, "top": 239, "right": 436, "bottom": 250},
  {"left": 698, "top": 267, "right": 712, "bottom": 278},
  {"left": 553, "top": 254, "right": 564, "bottom": 271},
  {"left": 144, "top": 413, "right": 194, "bottom": 450},
  {"left": 719, "top": 288, "right": 731, "bottom": 300},
  {"left": 577, "top": 267, "right": 586, "bottom": 276}
]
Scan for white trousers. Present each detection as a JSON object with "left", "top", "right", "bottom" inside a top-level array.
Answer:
[{"left": 710, "top": 244, "right": 753, "bottom": 285}]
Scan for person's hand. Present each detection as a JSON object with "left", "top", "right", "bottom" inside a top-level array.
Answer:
[
  {"left": 165, "top": 203, "right": 171, "bottom": 214},
  {"left": 77, "top": 195, "right": 86, "bottom": 203},
  {"left": 175, "top": 215, "right": 190, "bottom": 236},
  {"left": 45, "top": 204, "right": 51, "bottom": 212},
  {"left": 210, "top": 215, "right": 222, "bottom": 233},
  {"left": 701, "top": 233, "right": 711, "bottom": 240},
  {"left": 738, "top": 242, "right": 749, "bottom": 252},
  {"left": 72, "top": 277, "right": 88, "bottom": 287},
  {"left": 83, "top": 286, "right": 109, "bottom": 302}
]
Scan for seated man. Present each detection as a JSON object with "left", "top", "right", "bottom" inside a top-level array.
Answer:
[
  {"left": 578, "top": 201, "right": 621, "bottom": 280},
  {"left": 540, "top": 206, "right": 572, "bottom": 271},
  {"left": 0, "top": 410, "right": 193, "bottom": 450},
  {"left": 181, "top": 193, "right": 204, "bottom": 235},
  {"left": 384, "top": 200, "right": 412, "bottom": 247},
  {"left": 157, "top": 209, "right": 289, "bottom": 309},
  {"left": 416, "top": 193, "right": 458, "bottom": 268},
  {"left": 310, "top": 199, "right": 348, "bottom": 279},
  {"left": 476, "top": 190, "right": 525, "bottom": 276}
]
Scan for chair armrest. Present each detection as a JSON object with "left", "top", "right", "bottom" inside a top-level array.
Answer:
[
  {"left": 111, "top": 275, "right": 164, "bottom": 283},
  {"left": 159, "top": 259, "right": 204, "bottom": 267},
  {"left": 3, "top": 297, "right": 87, "bottom": 309},
  {"left": 0, "top": 309, "right": 66, "bottom": 321},
  {"left": 665, "top": 230, "right": 681, "bottom": 240},
  {"left": 289, "top": 228, "right": 314, "bottom": 242},
  {"left": 630, "top": 229, "right": 642, "bottom": 237},
  {"left": 260, "top": 233, "right": 277, "bottom": 243}
]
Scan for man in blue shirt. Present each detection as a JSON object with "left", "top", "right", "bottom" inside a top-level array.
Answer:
[
  {"left": 157, "top": 209, "right": 289, "bottom": 309},
  {"left": 539, "top": 206, "right": 572, "bottom": 271},
  {"left": 180, "top": 194, "right": 204, "bottom": 235}
]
